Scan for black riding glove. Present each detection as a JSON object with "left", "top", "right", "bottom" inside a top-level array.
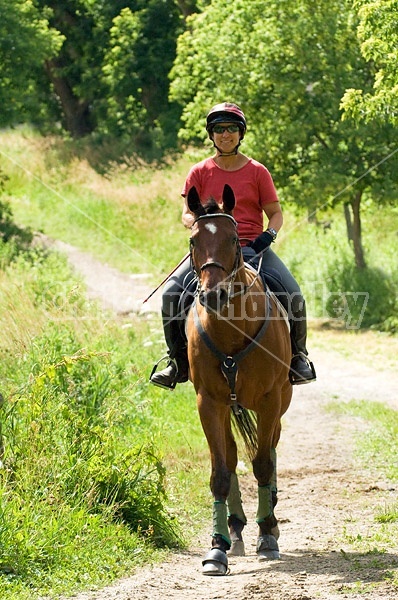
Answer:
[{"left": 248, "top": 231, "right": 274, "bottom": 254}]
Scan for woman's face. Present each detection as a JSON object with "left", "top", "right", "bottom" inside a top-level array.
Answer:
[{"left": 211, "top": 122, "right": 241, "bottom": 152}]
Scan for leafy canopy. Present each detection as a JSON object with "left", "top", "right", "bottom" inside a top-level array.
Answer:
[
  {"left": 170, "top": 0, "right": 397, "bottom": 211},
  {"left": 0, "top": 0, "right": 63, "bottom": 126},
  {"left": 341, "top": 0, "right": 398, "bottom": 124}
]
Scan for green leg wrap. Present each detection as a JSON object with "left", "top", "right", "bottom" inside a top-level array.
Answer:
[
  {"left": 227, "top": 473, "right": 247, "bottom": 525},
  {"left": 271, "top": 447, "right": 277, "bottom": 494},
  {"left": 256, "top": 484, "right": 274, "bottom": 523},
  {"left": 212, "top": 501, "right": 231, "bottom": 545}
]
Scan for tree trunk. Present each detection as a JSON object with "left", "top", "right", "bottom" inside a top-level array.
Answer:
[
  {"left": 343, "top": 203, "right": 353, "bottom": 242},
  {"left": 176, "top": 0, "right": 198, "bottom": 19},
  {"left": 349, "top": 190, "right": 366, "bottom": 270},
  {"left": 44, "top": 59, "right": 93, "bottom": 138}
]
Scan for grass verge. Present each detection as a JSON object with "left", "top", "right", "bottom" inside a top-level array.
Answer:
[
  {"left": 0, "top": 245, "right": 208, "bottom": 599},
  {"left": 327, "top": 399, "right": 398, "bottom": 593}
]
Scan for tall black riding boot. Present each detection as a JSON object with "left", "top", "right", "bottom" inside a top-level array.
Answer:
[
  {"left": 150, "top": 314, "right": 189, "bottom": 390},
  {"left": 289, "top": 301, "right": 316, "bottom": 385}
]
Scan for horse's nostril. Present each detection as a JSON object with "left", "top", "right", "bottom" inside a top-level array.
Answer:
[
  {"left": 198, "top": 291, "right": 206, "bottom": 307},
  {"left": 199, "top": 288, "right": 228, "bottom": 313},
  {"left": 219, "top": 289, "right": 228, "bottom": 303}
]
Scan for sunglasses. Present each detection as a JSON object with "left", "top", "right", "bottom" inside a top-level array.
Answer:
[{"left": 212, "top": 124, "right": 240, "bottom": 134}]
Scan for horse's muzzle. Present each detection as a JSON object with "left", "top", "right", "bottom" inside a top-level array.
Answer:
[{"left": 199, "top": 287, "right": 229, "bottom": 313}]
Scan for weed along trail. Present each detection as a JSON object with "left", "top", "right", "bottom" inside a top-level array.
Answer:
[{"left": 57, "top": 242, "right": 398, "bottom": 600}]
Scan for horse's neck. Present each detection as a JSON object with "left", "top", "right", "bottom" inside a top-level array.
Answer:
[{"left": 198, "top": 262, "right": 266, "bottom": 349}]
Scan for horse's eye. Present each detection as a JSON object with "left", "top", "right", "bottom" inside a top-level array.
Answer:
[{"left": 189, "top": 237, "right": 195, "bottom": 248}]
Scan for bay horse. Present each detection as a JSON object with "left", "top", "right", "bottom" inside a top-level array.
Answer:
[{"left": 186, "top": 184, "right": 292, "bottom": 575}]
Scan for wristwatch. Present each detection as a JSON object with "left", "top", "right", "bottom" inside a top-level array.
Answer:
[{"left": 266, "top": 227, "right": 278, "bottom": 241}]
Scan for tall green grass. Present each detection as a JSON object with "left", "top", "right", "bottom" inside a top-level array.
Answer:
[
  {"left": 0, "top": 128, "right": 198, "bottom": 277},
  {"left": 0, "top": 238, "right": 209, "bottom": 598}
]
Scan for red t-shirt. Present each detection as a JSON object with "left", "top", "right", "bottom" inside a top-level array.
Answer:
[{"left": 181, "top": 157, "right": 279, "bottom": 241}]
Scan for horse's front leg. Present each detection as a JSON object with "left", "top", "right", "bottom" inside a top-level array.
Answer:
[
  {"left": 252, "top": 409, "right": 282, "bottom": 561},
  {"left": 197, "top": 392, "right": 231, "bottom": 575},
  {"left": 225, "top": 417, "right": 247, "bottom": 557}
]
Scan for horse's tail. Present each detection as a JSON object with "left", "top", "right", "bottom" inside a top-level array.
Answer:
[{"left": 231, "top": 408, "right": 258, "bottom": 462}]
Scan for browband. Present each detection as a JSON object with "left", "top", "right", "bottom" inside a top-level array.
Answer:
[{"left": 193, "top": 213, "right": 237, "bottom": 227}]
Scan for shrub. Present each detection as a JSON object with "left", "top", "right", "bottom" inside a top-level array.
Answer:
[{"left": 324, "top": 259, "right": 397, "bottom": 330}]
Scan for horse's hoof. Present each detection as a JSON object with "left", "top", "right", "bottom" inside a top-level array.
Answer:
[
  {"left": 202, "top": 548, "right": 229, "bottom": 576},
  {"left": 256, "top": 534, "right": 280, "bottom": 561},
  {"left": 228, "top": 540, "right": 245, "bottom": 556}
]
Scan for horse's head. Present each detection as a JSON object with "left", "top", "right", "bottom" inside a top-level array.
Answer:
[{"left": 188, "top": 185, "right": 241, "bottom": 314}]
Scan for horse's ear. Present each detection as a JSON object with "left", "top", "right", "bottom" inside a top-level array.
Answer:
[
  {"left": 222, "top": 184, "right": 235, "bottom": 214},
  {"left": 187, "top": 186, "right": 205, "bottom": 217}
]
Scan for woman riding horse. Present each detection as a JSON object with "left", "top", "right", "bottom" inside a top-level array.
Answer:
[{"left": 150, "top": 102, "right": 316, "bottom": 389}]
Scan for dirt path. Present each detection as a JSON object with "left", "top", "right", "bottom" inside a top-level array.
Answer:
[{"left": 55, "top": 241, "right": 398, "bottom": 600}]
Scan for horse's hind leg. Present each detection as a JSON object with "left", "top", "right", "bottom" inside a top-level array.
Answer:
[{"left": 269, "top": 447, "right": 280, "bottom": 540}]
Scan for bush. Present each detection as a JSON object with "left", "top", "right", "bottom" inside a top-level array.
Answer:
[
  {"left": 0, "top": 247, "right": 181, "bottom": 597},
  {"left": 279, "top": 213, "right": 398, "bottom": 333},
  {"left": 324, "top": 259, "right": 398, "bottom": 330},
  {"left": 1, "top": 347, "right": 180, "bottom": 543},
  {"left": 85, "top": 446, "right": 179, "bottom": 547},
  {"left": 0, "top": 198, "right": 33, "bottom": 257}
]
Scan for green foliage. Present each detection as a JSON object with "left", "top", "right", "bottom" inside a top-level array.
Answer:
[
  {"left": 170, "top": 0, "right": 397, "bottom": 192},
  {"left": 2, "top": 0, "right": 185, "bottom": 153},
  {"left": 0, "top": 0, "right": 64, "bottom": 127},
  {"left": 277, "top": 203, "right": 398, "bottom": 333},
  {"left": 0, "top": 199, "right": 33, "bottom": 261},
  {"left": 85, "top": 446, "right": 178, "bottom": 546},
  {"left": 324, "top": 260, "right": 397, "bottom": 330},
  {"left": 0, "top": 171, "right": 34, "bottom": 263},
  {"left": 101, "top": 2, "right": 183, "bottom": 153},
  {"left": 169, "top": 0, "right": 397, "bottom": 268},
  {"left": 0, "top": 244, "right": 182, "bottom": 597},
  {"left": 1, "top": 348, "right": 179, "bottom": 546},
  {"left": 341, "top": 0, "right": 398, "bottom": 124}
]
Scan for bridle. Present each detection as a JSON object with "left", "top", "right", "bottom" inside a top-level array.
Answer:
[
  {"left": 189, "top": 213, "right": 262, "bottom": 301},
  {"left": 189, "top": 213, "right": 241, "bottom": 299}
]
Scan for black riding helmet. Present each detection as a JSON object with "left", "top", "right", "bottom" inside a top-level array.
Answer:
[{"left": 206, "top": 102, "right": 247, "bottom": 138}]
